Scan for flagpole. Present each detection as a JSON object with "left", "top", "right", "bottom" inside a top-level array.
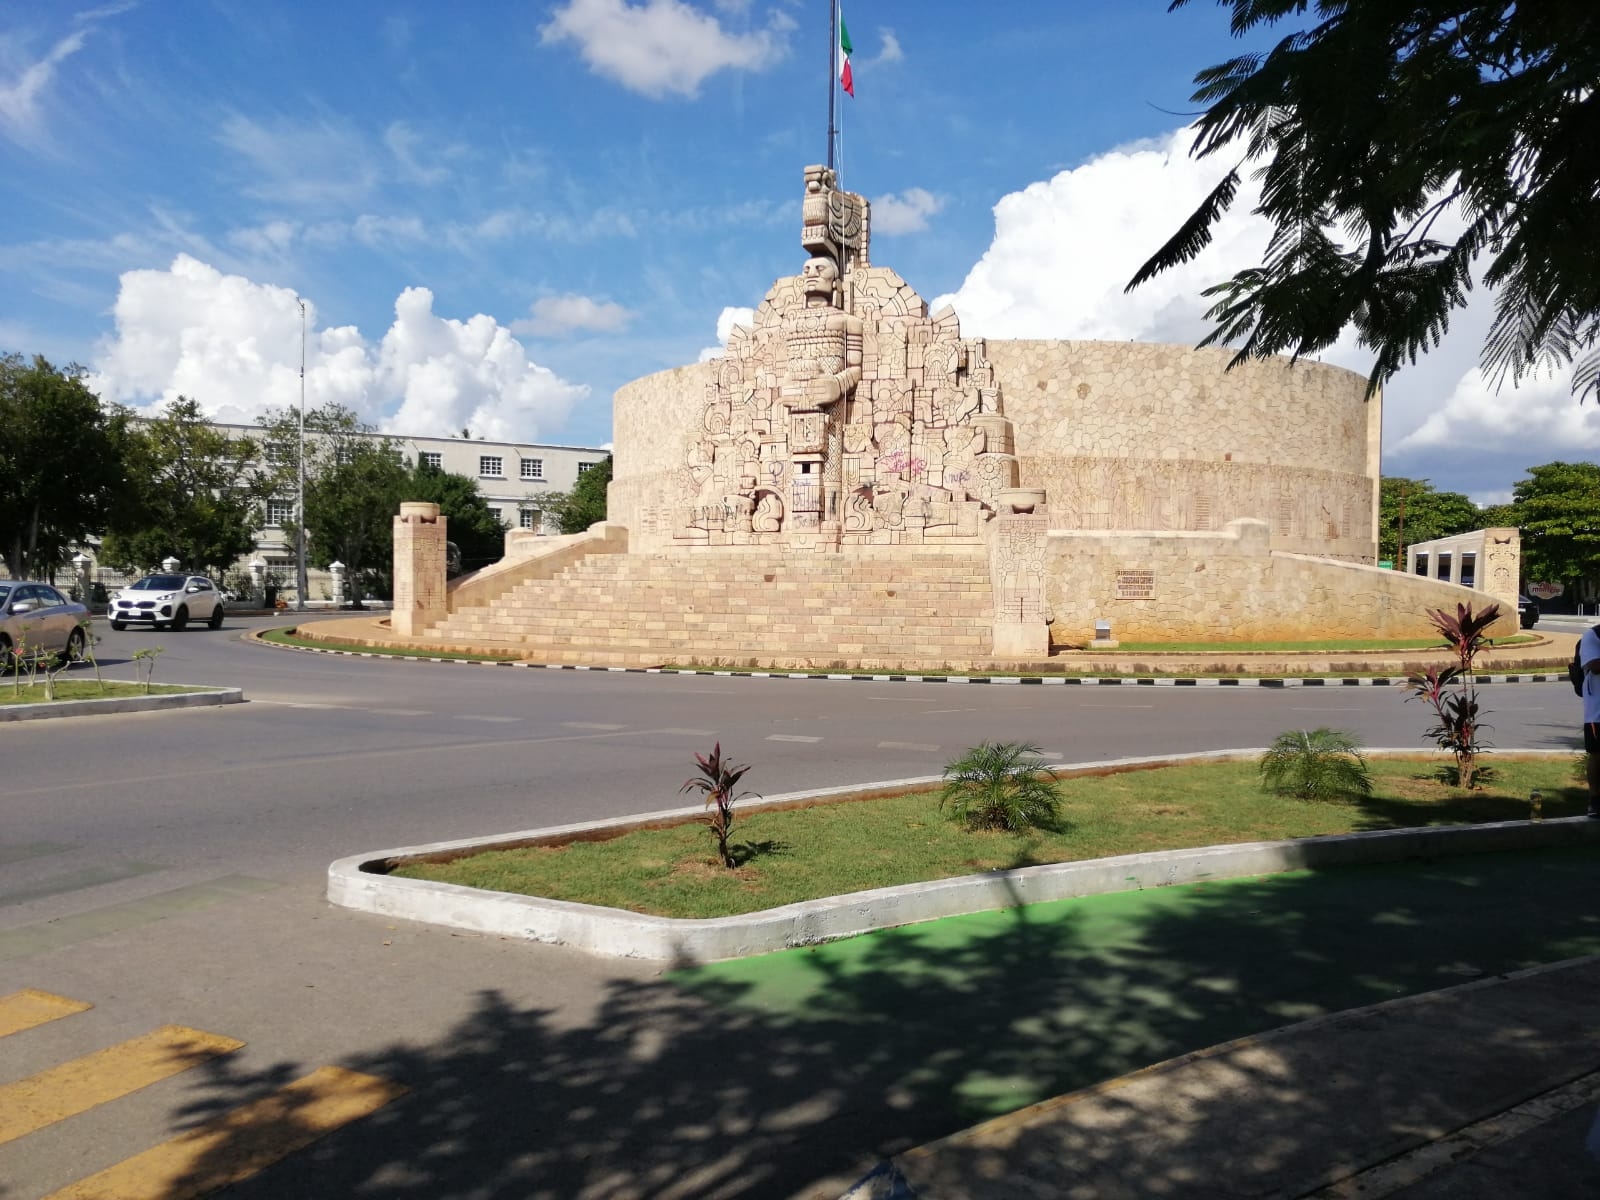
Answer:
[{"left": 827, "top": 0, "right": 837, "bottom": 174}]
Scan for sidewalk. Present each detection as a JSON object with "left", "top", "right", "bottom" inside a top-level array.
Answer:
[{"left": 858, "top": 955, "right": 1600, "bottom": 1198}]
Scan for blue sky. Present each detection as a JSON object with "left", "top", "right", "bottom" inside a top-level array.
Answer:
[{"left": 4, "top": 0, "right": 1595, "bottom": 500}]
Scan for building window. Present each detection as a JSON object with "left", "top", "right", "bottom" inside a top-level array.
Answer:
[
  {"left": 1436, "top": 552, "right": 1453, "bottom": 581},
  {"left": 519, "top": 509, "right": 537, "bottom": 530},
  {"left": 1459, "top": 552, "right": 1476, "bottom": 588},
  {"left": 266, "top": 499, "right": 295, "bottom": 526},
  {"left": 487, "top": 506, "right": 502, "bottom": 522},
  {"left": 479, "top": 455, "right": 503, "bottom": 478},
  {"left": 420, "top": 451, "right": 443, "bottom": 470},
  {"left": 1414, "top": 553, "right": 1429, "bottom": 577},
  {"left": 577, "top": 461, "right": 596, "bottom": 474},
  {"left": 520, "top": 458, "right": 543, "bottom": 480}
]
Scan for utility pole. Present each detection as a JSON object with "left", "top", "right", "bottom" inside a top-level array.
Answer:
[{"left": 296, "top": 299, "right": 309, "bottom": 612}]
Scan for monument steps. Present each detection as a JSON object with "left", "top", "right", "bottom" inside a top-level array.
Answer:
[{"left": 425, "top": 548, "right": 996, "bottom": 665}]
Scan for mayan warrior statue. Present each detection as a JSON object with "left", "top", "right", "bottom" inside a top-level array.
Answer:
[{"left": 676, "top": 164, "right": 1021, "bottom": 550}]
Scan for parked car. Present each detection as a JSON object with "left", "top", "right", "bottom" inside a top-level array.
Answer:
[
  {"left": 0, "top": 580, "right": 90, "bottom": 666},
  {"left": 1517, "top": 594, "right": 1540, "bottom": 629},
  {"left": 109, "top": 573, "right": 225, "bottom": 632}
]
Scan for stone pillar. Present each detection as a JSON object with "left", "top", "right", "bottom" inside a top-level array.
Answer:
[
  {"left": 161, "top": 556, "right": 181, "bottom": 573},
  {"left": 990, "top": 490, "right": 1052, "bottom": 659},
  {"left": 72, "top": 553, "right": 92, "bottom": 604},
  {"left": 392, "top": 501, "right": 448, "bottom": 636},
  {"left": 249, "top": 558, "right": 267, "bottom": 607},
  {"left": 329, "top": 560, "right": 346, "bottom": 607}
]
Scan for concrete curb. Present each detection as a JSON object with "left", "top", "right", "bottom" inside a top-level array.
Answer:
[
  {"left": 0, "top": 687, "right": 246, "bottom": 723},
  {"left": 251, "top": 631, "right": 1570, "bottom": 687},
  {"left": 326, "top": 748, "right": 1598, "bottom": 963}
]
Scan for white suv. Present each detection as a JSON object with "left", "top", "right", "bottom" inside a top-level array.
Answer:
[{"left": 109, "top": 573, "right": 225, "bottom": 632}]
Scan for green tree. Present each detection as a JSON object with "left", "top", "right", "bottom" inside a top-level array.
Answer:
[
  {"left": 100, "top": 396, "right": 260, "bottom": 579},
  {"left": 403, "top": 463, "right": 507, "bottom": 574},
  {"left": 1131, "top": 2, "right": 1600, "bottom": 402},
  {"left": 545, "top": 455, "right": 612, "bottom": 534},
  {"left": 1378, "top": 477, "right": 1481, "bottom": 564},
  {"left": 0, "top": 354, "right": 133, "bottom": 580},
  {"left": 1513, "top": 461, "right": 1600, "bottom": 600},
  {"left": 254, "top": 404, "right": 408, "bottom": 602}
]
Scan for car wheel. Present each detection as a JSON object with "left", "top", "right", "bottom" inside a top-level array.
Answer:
[
  {"left": 208, "top": 604, "right": 224, "bottom": 630},
  {"left": 110, "top": 620, "right": 127, "bottom": 632},
  {"left": 59, "top": 627, "right": 86, "bottom": 666},
  {"left": 171, "top": 606, "right": 189, "bottom": 631}
]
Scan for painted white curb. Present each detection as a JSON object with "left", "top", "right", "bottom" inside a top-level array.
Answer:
[
  {"left": 0, "top": 687, "right": 244, "bottom": 722},
  {"left": 327, "top": 749, "right": 1597, "bottom": 962}
]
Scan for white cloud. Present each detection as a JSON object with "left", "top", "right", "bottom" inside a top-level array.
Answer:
[
  {"left": 512, "top": 294, "right": 633, "bottom": 336},
  {"left": 873, "top": 29, "right": 903, "bottom": 64},
  {"left": 698, "top": 305, "right": 753, "bottom": 361},
  {"left": 217, "top": 115, "right": 378, "bottom": 208},
  {"left": 0, "top": 29, "right": 87, "bottom": 144},
  {"left": 541, "top": 0, "right": 787, "bottom": 99},
  {"left": 384, "top": 121, "right": 450, "bottom": 185},
  {"left": 872, "top": 187, "right": 942, "bottom": 236},
  {"left": 932, "top": 124, "right": 1596, "bottom": 495},
  {"left": 89, "top": 254, "right": 587, "bottom": 444},
  {"left": 934, "top": 129, "right": 1275, "bottom": 343}
]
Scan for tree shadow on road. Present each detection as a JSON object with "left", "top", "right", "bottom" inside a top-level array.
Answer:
[{"left": 149, "top": 844, "right": 1600, "bottom": 1199}]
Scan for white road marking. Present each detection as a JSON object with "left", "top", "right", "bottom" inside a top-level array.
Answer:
[
  {"left": 457, "top": 715, "right": 522, "bottom": 724},
  {"left": 878, "top": 741, "right": 940, "bottom": 752},
  {"left": 562, "top": 721, "right": 628, "bottom": 730},
  {"left": 657, "top": 728, "right": 718, "bottom": 737},
  {"left": 767, "top": 734, "right": 823, "bottom": 743}
]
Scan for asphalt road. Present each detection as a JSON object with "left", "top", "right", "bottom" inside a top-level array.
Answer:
[{"left": 0, "top": 615, "right": 1588, "bottom": 1199}]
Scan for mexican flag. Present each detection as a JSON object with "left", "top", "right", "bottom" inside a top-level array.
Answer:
[{"left": 839, "top": 11, "right": 854, "bottom": 96}]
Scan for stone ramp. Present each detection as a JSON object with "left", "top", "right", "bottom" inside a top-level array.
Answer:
[{"left": 424, "top": 548, "right": 997, "bottom": 668}]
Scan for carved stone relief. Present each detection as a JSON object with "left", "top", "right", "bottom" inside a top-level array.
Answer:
[{"left": 676, "top": 165, "right": 1020, "bottom": 549}]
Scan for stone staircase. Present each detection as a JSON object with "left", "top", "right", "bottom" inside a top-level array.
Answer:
[{"left": 424, "top": 548, "right": 997, "bottom": 668}]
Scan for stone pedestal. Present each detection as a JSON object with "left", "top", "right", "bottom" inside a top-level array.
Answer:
[{"left": 392, "top": 501, "right": 448, "bottom": 636}]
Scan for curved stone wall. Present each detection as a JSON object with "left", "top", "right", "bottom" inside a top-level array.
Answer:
[
  {"left": 981, "top": 341, "right": 1379, "bottom": 560},
  {"left": 610, "top": 340, "right": 1380, "bottom": 561}
]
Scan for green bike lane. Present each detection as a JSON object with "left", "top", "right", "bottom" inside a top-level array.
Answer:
[{"left": 671, "top": 842, "right": 1600, "bottom": 1126}]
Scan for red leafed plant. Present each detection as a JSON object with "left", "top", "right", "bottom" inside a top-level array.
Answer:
[
  {"left": 1404, "top": 602, "right": 1501, "bottom": 788},
  {"left": 681, "top": 742, "right": 758, "bottom": 868}
]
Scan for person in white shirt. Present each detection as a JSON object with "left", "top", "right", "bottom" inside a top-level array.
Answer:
[{"left": 1581, "top": 624, "right": 1600, "bottom": 819}]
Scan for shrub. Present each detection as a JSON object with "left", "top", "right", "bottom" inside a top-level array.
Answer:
[
  {"left": 1258, "top": 728, "right": 1374, "bottom": 801},
  {"left": 939, "top": 741, "right": 1061, "bottom": 832},
  {"left": 680, "top": 742, "right": 757, "bottom": 869},
  {"left": 1405, "top": 602, "right": 1499, "bottom": 788}
]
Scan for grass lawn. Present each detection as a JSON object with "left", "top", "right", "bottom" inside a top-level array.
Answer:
[
  {"left": 262, "top": 627, "right": 521, "bottom": 662},
  {"left": 0, "top": 679, "right": 202, "bottom": 705},
  {"left": 392, "top": 756, "right": 1587, "bottom": 919},
  {"left": 1069, "top": 635, "right": 1537, "bottom": 654}
]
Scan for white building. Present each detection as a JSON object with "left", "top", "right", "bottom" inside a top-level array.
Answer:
[
  {"left": 234, "top": 423, "right": 610, "bottom": 586},
  {"left": 81, "top": 424, "right": 610, "bottom": 601}
]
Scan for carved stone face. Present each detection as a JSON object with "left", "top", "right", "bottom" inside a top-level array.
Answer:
[{"left": 801, "top": 256, "right": 839, "bottom": 302}]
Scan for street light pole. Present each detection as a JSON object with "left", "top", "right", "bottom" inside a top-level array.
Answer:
[{"left": 296, "top": 299, "right": 309, "bottom": 612}]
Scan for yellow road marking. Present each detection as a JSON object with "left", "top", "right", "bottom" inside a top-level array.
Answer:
[
  {"left": 0, "top": 1024, "right": 244, "bottom": 1146},
  {"left": 0, "top": 989, "right": 92, "bottom": 1038},
  {"left": 44, "top": 1065, "right": 409, "bottom": 1199}
]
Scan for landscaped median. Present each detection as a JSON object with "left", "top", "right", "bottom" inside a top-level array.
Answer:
[
  {"left": 327, "top": 750, "right": 1600, "bottom": 962},
  {"left": 0, "top": 679, "right": 243, "bottom": 722}
]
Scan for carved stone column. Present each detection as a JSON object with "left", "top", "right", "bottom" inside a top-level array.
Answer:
[{"left": 392, "top": 501, "right": 448, "bottom": 636}]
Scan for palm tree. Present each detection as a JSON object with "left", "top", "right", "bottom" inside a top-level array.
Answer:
[
  {"left": 939, "top": 741, "right": 1062, "bottom": 832},
  {"left": 1258, "top": 728, "right": 1373, "bottom": 801}
]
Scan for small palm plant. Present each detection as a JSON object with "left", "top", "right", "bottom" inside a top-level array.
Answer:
[
  {"left": 939, "top": 741, "right": 1061, "bottom": 832},
  {"left": 1258, "top": 728, "right": 1374, "bottom": 801},
  {"left": 680, "top": 742, "right": 758, "bottom": 869}
]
